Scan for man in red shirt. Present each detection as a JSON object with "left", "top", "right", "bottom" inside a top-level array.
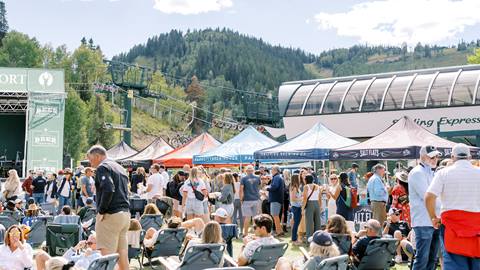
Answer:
[{"left": 21, "top": 170, "right": 34, "bottom": 201}]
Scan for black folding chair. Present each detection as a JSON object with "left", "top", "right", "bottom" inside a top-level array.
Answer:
[
  {"left": 158, "top": 243, "right": 226, "bottom": 270},
  {"left": 87, "top": 254, "right": 119, "bottom": 270},
  {"left": 140, "top": 214, "right": 163, "bottom": 231},
  {"left": 142, "top": 228, "right": 187, "bottom": 268},
  {"left": 355, "top": 238, "right": 398, "bottom": 270},
  {"left": 27, "top": 216, "right": 53, "bottom": 247}
]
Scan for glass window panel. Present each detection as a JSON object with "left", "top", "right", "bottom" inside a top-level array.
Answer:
[
  {"left": 383, "top": 76, "right": 412, "bottom": 110},
  {"left": 285, "top": 84, "right": 316, "bottom": 116},
  {"left": 303, "top": 82, "right": 334, "bottom": 115},
  {"left": 342, "top": 79, "right": 372, "bottom": 112},
  {"left": 362, "top": 77, "right": 391, "bottom": 112},
  {"left": 278, "top": 83, "right": 301, "bottom": 116},
  {"left": 451, "top": 70, "right": 480, "bottom": 106},
  {"left": 427, "top": 72, "right": 457, "bottom": 107},
  {"left": 404, "top": 74, "right": 433, "bottom": 109},
  {"left": 322, "top": 81, "right": 351, "bottom": 114}
]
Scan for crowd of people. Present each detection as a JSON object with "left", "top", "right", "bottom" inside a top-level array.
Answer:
[{"left": 0, "top": 142, "right": 477, "bottom": 269}]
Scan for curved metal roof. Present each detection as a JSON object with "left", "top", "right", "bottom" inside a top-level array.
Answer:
[{"left": 280, "top": 65, "right": 480, "bottom": 117}]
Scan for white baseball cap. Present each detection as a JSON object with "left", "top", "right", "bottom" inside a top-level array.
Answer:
[
  {"left": 419, "top": 145, "right": 442, "bottom": 158},
  {"left": 212, "top": 208, "right": 228, "bottom": 219},
  {"left": 452, "top": 143, "right": 470, "bottom": 159}
]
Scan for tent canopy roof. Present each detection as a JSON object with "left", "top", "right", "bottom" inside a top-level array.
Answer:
[
  {"left": 255, "top": 122, "right": 358, "bottom": 160},
  {"left": 330, "top": 116, "right": 479, "bottom": 160},
  {"left": 154, "top": 132, "right": 221, "bottom": 167},
  {"left": 193, "top": 126, "right": 278, "bottom": 164},
  {"left": 121, "top": 137, "right": 173, "bottom": 163},
  {"left": 106, "top": 141, "right": 138, "bottom": 160}
]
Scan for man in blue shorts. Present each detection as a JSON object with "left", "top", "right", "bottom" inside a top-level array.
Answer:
[{"left": 240, "top": 165, "right": 261, "bottom": 236}]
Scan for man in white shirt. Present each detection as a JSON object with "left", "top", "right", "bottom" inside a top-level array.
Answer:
[
  {"left": 238, "top": 214, "right": 279, "bottom": 266},
  {"left": 159, "top": 165, "right": 170, "bottom": 182},
  {"left": 146, "top": 164, "right": 167, "bottom": 200},
  {"left": 408, "top": 145, "right": 441, "bottom": 270},
  {"left": 425, "top": 143, "right": 480, "bottom": 270}
]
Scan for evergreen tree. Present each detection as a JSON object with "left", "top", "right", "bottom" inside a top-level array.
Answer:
[
  {"left": 88, "top": 38, "right": 95, "bottom": 50},
  {"left": 0, "top": 1, "right": 8, "bottom": 41},
  {"left": 86, "top": 94, "right": 116, "bottom": 148},
  {"left": 185, "top": 75, "right": 206, "bottom": 134},
  {"left": 424, "top": 45, "right": 432, "bottom": 58},
  {"left": 81, "top": 37, "right": 87, "bottom": 46}
]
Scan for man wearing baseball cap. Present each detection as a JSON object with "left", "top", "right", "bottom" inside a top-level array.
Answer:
[
  {"left": 212, "top": 208, "right": 237, "bottom": 256},
  {"left": 383, "top": 208, "right": 414, "bottom": 263},
  {"left": 409, "top": 145, "right": 442, "bottom": 270},
  {"left": 212, "top": 208, "right": 229, "bottom": 224},
  {"left": 425, "top": 143, "right": 480, "bottom": 270}
]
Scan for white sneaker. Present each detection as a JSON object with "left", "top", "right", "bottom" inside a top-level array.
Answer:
[{"left": 395, "top": 255, "right": 403, "bottom": 264}]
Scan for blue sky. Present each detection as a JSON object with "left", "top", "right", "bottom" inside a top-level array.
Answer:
[{"left": 6, "top": 0, "right": 480, "bottom": 58}]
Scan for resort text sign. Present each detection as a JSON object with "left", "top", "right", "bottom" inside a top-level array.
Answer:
[{"left": 0, "top": 67, "right": 64, "bottom": 92}]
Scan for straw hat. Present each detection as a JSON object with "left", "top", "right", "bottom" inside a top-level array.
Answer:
[{"left": 395, "top": 171, "right": 408, "bottom": 183}]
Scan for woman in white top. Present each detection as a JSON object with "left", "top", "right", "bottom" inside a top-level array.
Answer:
[
  {"left": 303, "top": 174, "right": 323, "bottom": 239},
  {"left": 0, "top": 225, "right": 34, "bottom": 270},
  {"left": 326, "top": 174, "right": 340, "bottom": 218},
  {"left": 232, "top": 173, "right": 243, "bottom": 233},
  {"left": 290, "top": 174, "right": 303, "bottom": 245},
  {"left": 198, "top": 166, "right": 211, "bottom": 223},
  {"left": 3, "top": 169, "right": 22, "bottom": 201},
  {"left": 181, "top": 221, "right": 224, "bottom": 262},
  {"left": 45, "top": 173, "right": 58, "bottom": 204},
  {"left": 181, "top": 167, "right": 208, "bottom": 220}
]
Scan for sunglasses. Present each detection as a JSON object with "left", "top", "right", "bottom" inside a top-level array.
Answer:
[
  {"left": 9, "top": 230, "right": 20, "bottom": 237},
  {"left": 330, "top": 177, "right": 338, "bottom": 180}
]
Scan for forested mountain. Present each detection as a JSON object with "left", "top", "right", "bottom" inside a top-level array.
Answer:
[
  {"left": 115, "top": 28, "right": 316, "bottom": 93},
  {"left": 117, "top": 29, "right": 479, "bottom": 89},
  {"left": 314, "top": 41, "right": 480, "bottom": 77}
]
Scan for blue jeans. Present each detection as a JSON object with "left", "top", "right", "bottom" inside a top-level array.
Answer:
[
  {"left": 291, "top": 206, "right": 302, "bottom": 241},
  {"left": 440, "top": 225, "right": 480, "bottom": 270},
  {"left": 232, "top": 199, "right": 244, "bottom": 232},
  {"left": 413, "top": 226, "right": 440, "bottom": 270},
  {"left": 32, "top": 193, "right": 45, "bottom": 204},
  {"left": 58, "top": 195, "right": 70, "bottom": 212}
]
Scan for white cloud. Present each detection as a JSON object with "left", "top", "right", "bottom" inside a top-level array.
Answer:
[
  {"left": 314, "top": 0, "right": 480, "bottom": 46},
  {"left": 153, "top": 0, "right": 233, "bottom": 15}
]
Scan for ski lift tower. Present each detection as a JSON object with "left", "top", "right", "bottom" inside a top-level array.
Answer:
[{"left": 104, "top": 60, "right": 166, "bottom": 146}]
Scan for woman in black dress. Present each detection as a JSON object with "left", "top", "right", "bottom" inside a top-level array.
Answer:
[
  {"left": 333, "top": 172, "right": 354, "bottom": 221},
  {"left": 130, "top": 167, "right": 146, "bottom": 194}
]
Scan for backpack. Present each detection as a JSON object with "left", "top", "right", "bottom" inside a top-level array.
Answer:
[{"left": 342, "top": 186, "right": 358, "bottom": 209}]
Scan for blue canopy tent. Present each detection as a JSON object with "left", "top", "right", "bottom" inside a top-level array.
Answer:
[
  {"left": 193, "top": 126, "right": 278, "bottom": 165},
  {"left": 254, "top": 122, "right": 358, "bottom": 160}
]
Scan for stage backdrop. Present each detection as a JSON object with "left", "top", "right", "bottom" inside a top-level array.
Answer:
[{"left": 0, "top": 67, "right": 65, "bottom": 174}]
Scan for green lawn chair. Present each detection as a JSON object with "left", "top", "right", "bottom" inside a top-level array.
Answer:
[{"left": 46, "top": 223, "right": 81, "bottom": 256}]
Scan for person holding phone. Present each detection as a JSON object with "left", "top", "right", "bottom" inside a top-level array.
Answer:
[
  {"left": 35, "top": 232, "right": 101, "bottom": 270},
  {"left": 0, "top": 225, "right": 34, "bottom": 270}
]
